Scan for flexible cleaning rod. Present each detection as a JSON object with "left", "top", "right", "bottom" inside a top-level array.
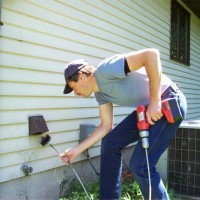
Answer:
[
  {"left": 145, "top": 148, "right": 151, "bottom": 200},
  {"left": 50, "top": 144, "right": 91, "bottom": 200},
  {"left": 40, "top": 135, "right": 92, "bottom": 200}
]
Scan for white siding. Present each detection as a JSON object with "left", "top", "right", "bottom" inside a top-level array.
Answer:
[{"left": 0, "top": 0, "right": 199, "bottom": 184}]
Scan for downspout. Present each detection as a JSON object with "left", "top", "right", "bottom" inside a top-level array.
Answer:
[{"left": 0, "top": 0, "right": 3, "bottom": 26}]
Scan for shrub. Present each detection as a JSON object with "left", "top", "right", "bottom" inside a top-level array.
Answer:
[
  {"left": 59, "top": 170, "right": 180, "bottom": 200},
  {"left": 59, "top": 170, "right": 143, "bottom": 200}
]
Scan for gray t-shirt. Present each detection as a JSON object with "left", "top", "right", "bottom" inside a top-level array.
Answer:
[{"left": 94, "top": 54, "right": 172, "bottom": 107}]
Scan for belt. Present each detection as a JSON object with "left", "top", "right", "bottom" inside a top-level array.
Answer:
[{"left": 161, "top": 83, "right": 182, "bottom": 97}]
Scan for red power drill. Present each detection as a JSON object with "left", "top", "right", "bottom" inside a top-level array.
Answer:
[
  {"left": 137, "top": 98, "right": 183, "bottom": 149},
  {"left": 137, "top": 105, "right": 150, "bottom": 149}
]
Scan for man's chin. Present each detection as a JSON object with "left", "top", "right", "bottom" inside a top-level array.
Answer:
[{"left": 82, "top": 93, "right": 92, "bottom": 98}]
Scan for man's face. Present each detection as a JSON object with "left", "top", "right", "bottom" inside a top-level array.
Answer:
[{"left": 68, "top": 74, "right": 92, "bottom": 97}]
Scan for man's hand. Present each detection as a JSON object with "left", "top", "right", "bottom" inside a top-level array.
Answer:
[
  {"left": 146, "top": 101, "right": 163, "bottom": 125},
  {"left": 60, "top": 148, "right": 78, "bottom": 165}
]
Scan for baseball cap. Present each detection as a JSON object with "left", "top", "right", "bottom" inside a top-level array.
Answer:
[{"left": 63, "top": 59, "right": 88, "bottom": 94}]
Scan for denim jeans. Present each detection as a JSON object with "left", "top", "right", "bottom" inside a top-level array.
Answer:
[{"left": 100, "top": 86, "right": 187, "bottom": 200}]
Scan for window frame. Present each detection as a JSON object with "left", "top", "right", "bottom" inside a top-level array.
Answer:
[{"left": 170, "top": 0, "right": 190, "bottom": 66}]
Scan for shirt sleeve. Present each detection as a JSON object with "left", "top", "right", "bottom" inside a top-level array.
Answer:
[
  {"left": 94, "top": 92, "right": 108, "bottom": 106},
  {"left": 96, "top": 54, "right": 126, "bottom": 80}
]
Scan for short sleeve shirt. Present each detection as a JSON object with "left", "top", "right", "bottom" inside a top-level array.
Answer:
[{"left": 94, "top": 54, "right": 172, "bottom": 107}]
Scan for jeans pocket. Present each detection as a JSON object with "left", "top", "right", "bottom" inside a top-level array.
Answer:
[{"left": 177, "top": 92, "right": 187, "bottom": 119}]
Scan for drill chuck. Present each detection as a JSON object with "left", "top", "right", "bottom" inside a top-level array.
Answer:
[
  {"left": 139, "top": 130, "right": 149, "bottom": 138},
  {"left": 139, "top": 130, "right": 149, "bottom": 149},
  {"left": 141, "top": 137, "right": 149, "bottom": 149}
]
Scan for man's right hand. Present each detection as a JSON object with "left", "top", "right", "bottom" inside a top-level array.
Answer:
[
  {"left": 146, "top": 100, "right": 163, "bottom": 125},
  {"left": 60, "top": 148, "right": 77, "bottom": 165}
]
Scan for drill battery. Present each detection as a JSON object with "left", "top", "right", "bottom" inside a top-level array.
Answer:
[{"left": 162, "top": 98, "right": 183, "bottom": 123}]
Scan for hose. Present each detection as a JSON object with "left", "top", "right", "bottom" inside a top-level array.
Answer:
[{"left": 84, "top": 150, "right": 100, "bottom": 176}]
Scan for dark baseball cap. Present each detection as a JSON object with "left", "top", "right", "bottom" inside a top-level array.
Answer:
[{"left": 63, "top": 59, "right": 88, "bottom": 94}]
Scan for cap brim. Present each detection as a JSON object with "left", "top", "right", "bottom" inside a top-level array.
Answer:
[{"left": 63, "top": 84, "right": 73, "bottom": 94}]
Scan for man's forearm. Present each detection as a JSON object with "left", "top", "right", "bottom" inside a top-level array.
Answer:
[{"left": 144, "top": 49, "right": 162, "bottom": 103}]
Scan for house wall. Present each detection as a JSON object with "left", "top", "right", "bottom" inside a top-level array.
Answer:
[
  {"left": 174, "top": 0, "right": 200, "bottom": 120},
  {"left": 0, "top": 0, "right": 199, "bottom": 199}
]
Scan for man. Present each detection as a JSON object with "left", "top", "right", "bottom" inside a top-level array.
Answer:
[{"left": 60, "top": 49, "right": 187, "bottom": 200}]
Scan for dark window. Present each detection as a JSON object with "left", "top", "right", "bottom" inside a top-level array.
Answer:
[{"left": 170, "top": 0, "right": 190, "bottom": 65}]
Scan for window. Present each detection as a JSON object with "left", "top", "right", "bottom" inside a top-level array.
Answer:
[{"left": 170, "top": 0, "right": 190, "bottom": 65}]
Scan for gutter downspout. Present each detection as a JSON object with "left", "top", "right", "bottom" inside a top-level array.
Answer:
[{"left": 0, "top": 0, "right": 3, "bottom": 26}]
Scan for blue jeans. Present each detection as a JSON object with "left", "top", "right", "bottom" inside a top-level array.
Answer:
[{"left": 100, "top": 86, "right": 187, "bottom": 200}]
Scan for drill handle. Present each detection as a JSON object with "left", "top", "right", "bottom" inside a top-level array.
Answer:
[{"left": 136, "top": 105, "right": 150, "bottom": 131}]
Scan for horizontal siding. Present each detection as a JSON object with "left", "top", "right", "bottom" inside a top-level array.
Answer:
[
  {"left": 0, "top": 0, "right": 200, "bottom": 183},
  {"left": 0, "top": 145, "right": 101, "bottom": 182}
]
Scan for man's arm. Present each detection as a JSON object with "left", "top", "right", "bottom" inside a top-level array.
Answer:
[
  {"left": 125, "top": 48, "right": 163, "bottom": 125},
  {"left": 60, "top": 103, "right": 113, "bottom": 164}
]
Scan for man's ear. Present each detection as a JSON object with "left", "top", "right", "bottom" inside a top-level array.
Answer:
[
  {"left": 79, "top": 73, "right": 86, "bottom": 81},
  {"left": 78, "top": 73, "right": 83, "bottom": 80}
]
